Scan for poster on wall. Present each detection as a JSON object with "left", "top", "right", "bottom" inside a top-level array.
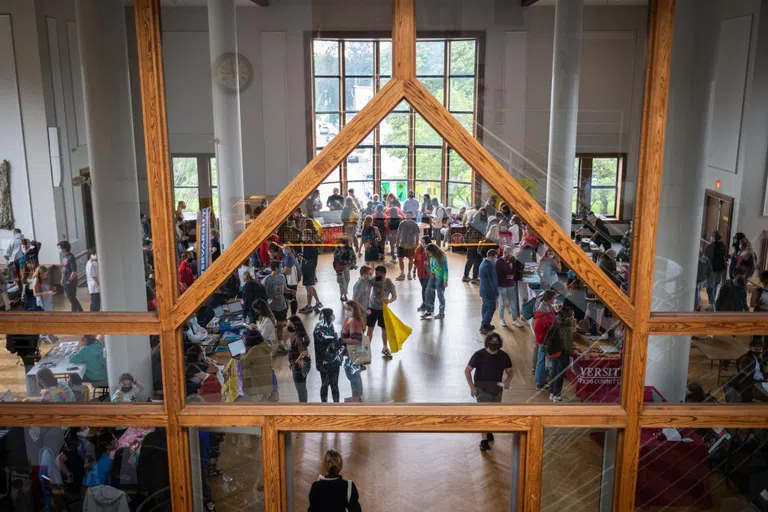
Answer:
[
  {"left": 198, "top": 207, "right": 212, "bottom": 274},
  {"left": 381, "top": 181, "right": 407, "bottom": 203}
]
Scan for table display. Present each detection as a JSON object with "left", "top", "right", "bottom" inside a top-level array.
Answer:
[
  {"left": 567, "top": 335, "right": 623, "bottom": 402},
  {"left": 25, "top": 340, "right": 86, "bottom": 398}
]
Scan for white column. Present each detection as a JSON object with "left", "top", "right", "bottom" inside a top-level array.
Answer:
[
  {"left": 545, "top": 0, "right": 583, "bottom": 232},
  {"left": 75, "top": 0, "right": 151, "bottom": 397},
  {"left": 646, "top": 0, "right": 722, "bottom": 402},
  {"left": 208, "top": 0, "right": 245, "bottom": 248}
]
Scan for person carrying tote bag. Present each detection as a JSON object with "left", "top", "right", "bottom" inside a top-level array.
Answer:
[
  {"left": 308, "top": 449, "right": 362, "bottom": 512},
  {"left": 341, "top": 301, "right": 368, "bottom": 402}
]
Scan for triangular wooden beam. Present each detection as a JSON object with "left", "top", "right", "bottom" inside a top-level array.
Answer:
[
  {"left": 403, "top": 79, "right": 635, "bottom": 326},
  {"left": 172, "top": 79, "right": 406, "bottom": 326}
]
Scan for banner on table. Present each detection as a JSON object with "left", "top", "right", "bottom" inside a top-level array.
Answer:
[
  {"left": 198, "top": 207, "right": 212, "bottom": 273},
  {"left": 221, "top": 358, "right": 244, "bottom": 402}
]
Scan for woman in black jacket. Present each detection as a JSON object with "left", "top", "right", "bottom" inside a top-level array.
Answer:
[
  {"left": 241, "top": 271, "right": 267, "bottom": 323},
  {"left": 308, "top": 449, "right": 361, "bottom": 512},
  {"left": 313, "top": 309, "right": 342, "bottom": 403}
]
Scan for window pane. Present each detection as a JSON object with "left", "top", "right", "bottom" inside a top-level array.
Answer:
[
  {"left": 318, "top": 181, "right": 341, "bottom": 204},
  {"left": 543, "top": 428, "right": 618, "bottom": 512},
  {"left": 453, "top": 113, "right": 473, "bottom": 134},
  {"left": 211, "top": 186, "right": 220, "bottom": 217},
  {"left": 345, "top": 77, "right": 374, "bottom": 111},
  {"left": 450, "top": 40, "right": 476, "bottom": 75},
  {"left": 381, "top": 147, "right": 408, "bottom": 180},
  {"left": 415, "top": 181, "right": 441, "bottom": 202},
  {"left": 414, "top": 114, "right": 441, "bottom": 146},
  {"left": 419, "top": 76, "right": 445, "bottom": 105},
  {"left": 315, "top": 113, "right": 340, "bottom": 147},
  {"left": 416, "top": 40, "right": 445, "bottom": 75},
  {"left": 345, "top": 113, "right": 374, "bottom": 145},
  {"left": 450, "top": 77, "right": 475, "bottom": 111},
  {"left": 448, "top": 182, "right": 472, "bottom": 209},
  {"left": 449, "top": 149, "right": 472, "bottom": 183},
  {"left": 347, "top": 148, "right": 373, "bottom": 181},
  {"left": 591, "top": 188, "right": 617, "bottom": 217},
  {"left": 379, "top": 41, "right": 392, "bottom": 76},
  {"left": 174, "top": 187, "right": 200, "bottom": 214},
  {"left": 313, "top": 39, "right": 339, "bottom": 75},
  {"left": 314, "top": 77, "right": 339, "bottom": 112},
  {"left": 381, "top": 180, "right": 408, "bottom": 203},
  {"left": 173, "top": 157, "right": 199, "bottom": 187},
  {"left": 591, "top": 157, "right": 619, "bottom": 186},
  {"left": 344, "top": 41, "right": 374, "bottom": 75},
  {"left": 380, "top": 110, "right": 409, "bottom": 145},
  {"left": 415, "top": 148, "right": 442, "bottom": 181},
  {"left": 210, "top": 158, "right": 218, "bottom": 187},
  {"left": 347, "top": 180, "right": 375, "bottom": 204}
]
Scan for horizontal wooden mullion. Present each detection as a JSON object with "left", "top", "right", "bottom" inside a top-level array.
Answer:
[
  {"left": 0, "top": 312, "right": 160, "bottom": 335},
  {"left": 273, "top": 415, "right": 532, "bottom": 431},
  {"left": 0, "top": 403, "right": 166, "bottom": 426},
  {"left": 648, "top": 312, "right": 768, "bottom": 335},
  {"left": 640, "top": 404, "right": 768, "bottom": 428}
]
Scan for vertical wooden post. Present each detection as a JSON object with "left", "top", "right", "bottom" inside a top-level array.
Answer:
[
  {"left": 263, "top": 417, "right": 283, "bottom": 512},
  {"left": 393, "top": 0, "right": 416, "bottom": 80},
  {"left": 524, "top": 419, "right": 544, "bottom": 512},
  {"left": 134, "top": 0, "right": 191, "bottom": 509},
  {"left": 618, "top": 0, "right": 676, "bottom": 510}
]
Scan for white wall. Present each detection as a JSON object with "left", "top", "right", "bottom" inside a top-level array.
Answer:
[{"left": 151, "top": 0, "right": 648, "bottom": 212}]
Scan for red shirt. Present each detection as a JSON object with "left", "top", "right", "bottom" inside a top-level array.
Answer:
[
  {"left": 178, "top": 260, "right": 195, "bottom": 289},
  {"left": 414, "top": 246, "right": 430, "bottom": 279}
]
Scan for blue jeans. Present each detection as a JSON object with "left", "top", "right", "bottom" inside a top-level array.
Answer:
[
  {"left": 425, "top": 277, "right": 446, "bottom": 314},
  {"left": 481, "top": 295, "right": 497, "bottom": 329},
  {"left": 344, "top": 361, "right": 363, "bottom": 398},
  {"left": 498, "top": 284, "right": 519, "bottom": 320},
  {"left": 534, "top": 344, "right": 548, "bottom": 386}
]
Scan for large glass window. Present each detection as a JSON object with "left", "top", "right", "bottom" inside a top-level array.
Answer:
[
  {"left": 172, "top": 155, "right": 220, "bottom": 217},
  {"left": 311, "top": 37, "right": 479, "bottom": 204},
  {"left": 571, "top": 155, "right": 624, "bottom": 219}
]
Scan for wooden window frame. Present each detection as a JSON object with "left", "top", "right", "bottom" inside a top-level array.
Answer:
[
  {"left": 573, "top": 153, "right": 627, "bottom": 220},
  {"left": 171, "top": 154, "right": 218, "bottom": 213},
  {"left": 4, "top": 1, "right": 768, "bottom": 511}
]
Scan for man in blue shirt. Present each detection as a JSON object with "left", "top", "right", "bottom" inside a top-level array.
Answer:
[{"left": 478, "top": 249, "right": 499, "bottom": 334}]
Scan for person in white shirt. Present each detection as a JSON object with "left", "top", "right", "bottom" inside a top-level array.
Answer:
[
  {"left": 111, "top": 372, "right": 145, "bottom": 402},
  {"left": 185, "top": 317, "right": 208, "bottom": 343},
  {"left": 85, "top": 251, "right": 101, "bottom": 312},
  {"left": 402, "top": 191, "right": 420, "bottom": 220}
]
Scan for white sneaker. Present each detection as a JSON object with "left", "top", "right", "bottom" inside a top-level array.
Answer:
[
  {"left": 552, "top": 395, "right": 566, "bottom": 402},
  {"left": 598, "top": 332, "right": 610, "bottom": 341},
  {"left": 549, "top": 393, "right": 555, "bottom": 401},
  {"left": 500, "top": 318, "right": 507, "bottom": 327},
  {"left": 512, "top": 320, "right": 524, "bottom": 328}
]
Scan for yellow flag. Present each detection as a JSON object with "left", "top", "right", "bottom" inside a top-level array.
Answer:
[{"left": 383, "top": 304, "right": 412, "bottom": 353}]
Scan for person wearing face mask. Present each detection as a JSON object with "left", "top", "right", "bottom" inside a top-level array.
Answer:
[
  {"left": 478, "top": 250, "right": 500, "bottom": 334},
  {"left": 85, "top": 250, "right": 101, "bottom": 312},
  {"left": 111, "top": 372, "right": 145, "bottom": 402},
  {"left": 414, "top": 236, "right": 432, "bottom": 312},
  {"left": 544, "top": 307, "right": 576, "bottom": 402},
  {"left": 366, "top": 265, "right": 397, "bottom": 360},
  {"left": 313, "top": 308, "right": 343, "bottom": 403},
  {"left": 403, "top": 191, "right": 420, "bottom": 219},
  {"left": 421, "top": 243, "right": 448, "bottom": 320},
  {"left": 464, "top": 333, "right": 512, "bottom": 450},
  {"left": 497, "top": 246, "right": 524, "bottom": 328},
  {"left": 297, "top": 229, "right": 323, "bottom": 312},
  {"left": 178, "top": 250, "right": 196, "bottom": 292},
  {"left": 57, "top": 240, "right": 83, "bottom": 311},
  {"left": 731, "top": 338, "right": 768, "bottom": 402},
  {"left": 537, "top": 249, "right": 561, "bottom": 290},
  {"left": 341, "top": 301, "right": 366, "bottom": 401},
  {"left": 264, "top": 261, "right": 291, "bottom": 346},
  {"left": 332, "top": 238, "right": 357, "bottom": 303},
  {"left": 281, "top": 246, "right": 300, "bottom": 315},
  {"left": 286, "top": 315, "right": 311, "bottom": 402},
  {"left": 715, "top": 265, "right": 748, "bottom": 312}
]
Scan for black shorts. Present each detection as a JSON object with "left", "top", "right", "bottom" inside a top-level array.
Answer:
[
  {"left": 273, "top": 308, "right": 288, "bottom": 322},
  {"left": 365, "top": 308, "right": 385, "bottom": 328},
  {"left": 302, "top": 262, "right": 317, "bottom": 286}
]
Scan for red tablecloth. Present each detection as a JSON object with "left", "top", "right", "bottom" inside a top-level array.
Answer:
[
  {"left": 568, "top": 352, "right": 623, "bottom": 402},
  {"left": 635, "top": 428, "right": 712, "bottom": 508}
]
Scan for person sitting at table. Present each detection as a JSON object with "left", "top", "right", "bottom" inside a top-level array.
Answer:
[
  {"left": 111, "top": 373, "right": 145, "bottom": 403},
  {"left": 241, "top": 329, "right": 275, "bottom": 402},
  {"left": 599, "top": 250, "right": 623, "bottom": 287},
  {"left": 685, "top": 382, "right": 717, "bottom": 403},
  {"left": 563, "top": 279, "right": 589, "bottom": 323},
  {"left": 25, "top": 367, "right": 76, "bottom": 402},
  {"left": 83, "top": 431, "right": 118, "bottom": 487},
  {"left": 576, "top": 211, "right": 612, "bottom": 252},
  {"left": 184, "top": 344, "right": 216, "bottom": 396},
  {"left": 731, "top": 337, "right": 768, "bottom": 403},
  {"left": 68, "top": 335, "right": 108, "bottom": 384}
]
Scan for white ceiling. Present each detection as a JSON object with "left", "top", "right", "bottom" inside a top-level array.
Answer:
[{"left": 535, "top": 0, "right": 648, "bottom": 5}]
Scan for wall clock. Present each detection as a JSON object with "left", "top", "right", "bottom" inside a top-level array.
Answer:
[{"left": 213, "top": 51, "right": 253, "bottom": 92}]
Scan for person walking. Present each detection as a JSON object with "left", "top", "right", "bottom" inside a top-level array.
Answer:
[
  {"left": 403, "top": 191, "right": 420, "bottom": 220},
  {"left": 478, "top": 249, "right": 499, "bottom": 334},
  {"left": 287, "top": 315, "right": 311, "bottom": 402},
  {"left": 264, "top": 261, "right": 291, "bottom": 348},
  {"left": 341, "top": 197, "right": 360, "bottom": 253},
  {"left": 297, "top": 230, "right": 323, "bottom": 312},
  {"left": 341, "top": 301, "right": 365, "bottom": 401},
  {"left": 395, "top": 210, "right": 420, "bottom": 281},
  {"left": 737, "top": 237, "right": 757, "bottom": 279},
  {"left": 178, "top": 250, "right": 195, "bottom": 292},
  {"left": 242, "top": 271, "right": 267, "bottom": 324},
  {"left": 704, "top": 231, "right": 727, "bottom": 307},
  {"left": 414, "top": 236, "right": 431, "bottom": 313},
  {"left": 360, "top": 216, "right": 381, "bottom": 264},
  {"left": 57, "top": 241, "right": 83, "bottom": 312},
  {"left": 281, "top": 246, "right": 300, "bottom": 315},
  {"left": 85, "top": 250, "right": 101, "bottom": 312},
  {"left": 32, "top": 266, "right": 55, "bottom": 312},
  {"left": 386, "top": 205, "right": 404, "bottom": 263},
  {"left": 497, "top": 246, "right": 523, "bottom": 327},
  {"left": 533, "top": 290, "right": 557, "bottom": 389},
  {"left": 463, "top": 210, "right": 488, "bottom": 283},
  {"left": 464, "top": 332, "right": 513, "bottom": 451},
  {"left": 544, "top": 307, "right": 576, "bottom": 402},
  {"left": 333, "top": 238, "right": 357, "bottom": 302},
  {"left": 314, "top": 308, "right": 343, "bottom": 403},
  {"left": 421, "top": 243, "right": 448, "bottom": 320},
  {"left": 307, "top": 449, "right": 362, "bottom": 512},
  {"left": 365, "top": 266, "right": 397, "bottom": 360},
  {"left": 716, "top": 266, "right": 749, "bottom": 312}
]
